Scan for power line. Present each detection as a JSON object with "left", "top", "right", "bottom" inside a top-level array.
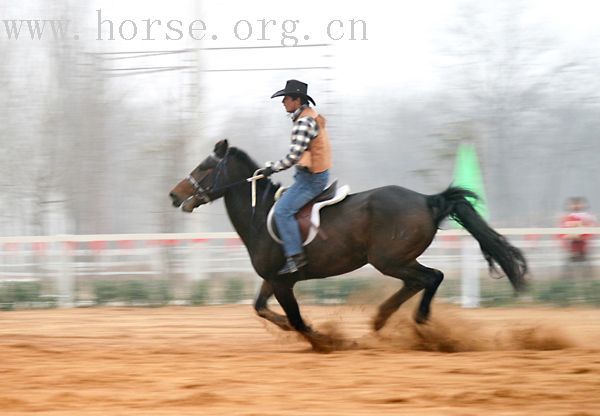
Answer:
[
  {"left": 104, "top": 67, "right": 192, "bottom": 77},
  {"left": 103, "top": 66, "right": 194, "bottom": 72},
  {"left": 200, "top": 66, "right": 332, "bottom": 72},
  {"left": 103, "top": 66, "right": 332, "bottom": 77},
  {"left": 88, "top": 43, "right": 331, "bottom": 56}
]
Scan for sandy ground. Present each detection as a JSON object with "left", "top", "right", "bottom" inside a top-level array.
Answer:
[{"left": 0, "top": 303, "right": 599, "bottom": 416}]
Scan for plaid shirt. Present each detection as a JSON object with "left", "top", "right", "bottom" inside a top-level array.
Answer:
[{"left": 270, "top": 105, "right": 319, "bottom": 172}]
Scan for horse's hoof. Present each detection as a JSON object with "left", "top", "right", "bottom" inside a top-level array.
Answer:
[
  {"left": 302, "top": 331, "right": 345, "bottom": 353},
  {"left": 307, "top": 337, "right": 335, "bottom": 353},
  {"left": 372, "top": 318, "right": 385, "bottom": 332},
  {"left": 415, "top": 313, "right": 429, "bottom": 325}
]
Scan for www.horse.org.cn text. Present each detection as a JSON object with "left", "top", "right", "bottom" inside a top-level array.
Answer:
[{"left": 1, "top": 9, "right": 368, "bottom": 46}]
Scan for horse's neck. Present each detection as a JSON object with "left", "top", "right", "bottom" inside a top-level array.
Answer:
[{"left": 223, "top": 181, "right": 274, "bottom": 250}]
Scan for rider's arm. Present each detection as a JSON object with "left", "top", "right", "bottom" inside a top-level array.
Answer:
[{"left": 270, "top": 116, "right": 318, "bottom": 172}]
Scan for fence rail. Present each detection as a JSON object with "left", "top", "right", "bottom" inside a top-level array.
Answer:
[{"left": 1, "top": 228, "right": 598, "bottom": 308}]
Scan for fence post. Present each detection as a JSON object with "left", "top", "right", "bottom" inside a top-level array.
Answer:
[
  {"left": 57, "top": 240, "right": 75, "bottom": 307},
  {"left": 461, "top": 235, "right": 480, "bottom": 308}
]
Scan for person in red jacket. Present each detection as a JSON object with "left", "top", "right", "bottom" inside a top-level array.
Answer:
[{"left": 559, "top": 197, "right": 596, "bottom": 262}]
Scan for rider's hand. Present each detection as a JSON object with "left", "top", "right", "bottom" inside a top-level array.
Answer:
[{"left": 257, "top": 166, "right": 275, "bottom": 178}]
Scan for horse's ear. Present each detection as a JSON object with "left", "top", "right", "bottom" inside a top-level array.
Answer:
[{"left": 214, "top": 139, "right": 229, "bottom": 158}]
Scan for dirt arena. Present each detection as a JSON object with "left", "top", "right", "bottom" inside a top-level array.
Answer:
[{"left": 1, "top": 303, "right": 599, "bottom": 415}]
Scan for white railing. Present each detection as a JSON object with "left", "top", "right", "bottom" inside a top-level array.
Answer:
[{"left": 1, "top": 228, "right": 598, "bottom": 307}]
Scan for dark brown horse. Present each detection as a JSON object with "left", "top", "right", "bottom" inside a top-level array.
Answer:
[{"left": 169, "top": 140, "right": 527, "bottom": 351}]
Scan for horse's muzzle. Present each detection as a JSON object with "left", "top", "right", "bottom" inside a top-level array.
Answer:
[
  {"left": 169, "top": 192, "right": 183, "bottom": 208},
  {"left": 181, "top": 196, "right": 198, "bottom": 212}
]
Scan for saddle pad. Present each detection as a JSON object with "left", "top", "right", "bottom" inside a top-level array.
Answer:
[{"left": 267, "top": 185, "right": 350, "bottom": 246}]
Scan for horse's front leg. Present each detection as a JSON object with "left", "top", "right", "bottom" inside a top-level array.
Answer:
[
  {"left": 270, "top": 280, "right": 311, "bottom": 332},
  {"left": 254, "top": 280, "right": 294, "bottom": 331},
  {"left": 270, "top": 281, "right": 337, "bottom": 353}
]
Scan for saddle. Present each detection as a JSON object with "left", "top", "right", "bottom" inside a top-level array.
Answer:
[{"left": 267, "top": 180, "right": 351, "bottom": 246}]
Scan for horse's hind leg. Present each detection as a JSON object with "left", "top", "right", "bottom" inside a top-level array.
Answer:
[
  {"left": 373, "top": 282, "right": 422, "bottom": 331},
  {"left": 372, "top": 261, "right": 444, "bottom": 329},
  {"left": 254, "top": 281, "right": 294, "bottom": 331},
  {"left": 413, "top": 264, "right": 444, "bottom": 324}
]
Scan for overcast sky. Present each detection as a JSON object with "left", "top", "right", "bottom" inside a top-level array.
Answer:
[
  {"left": 3, "top": 0, "right": 600, "bottom": 233},
  {"left": 5, "top": 0, "right": 600, "bottom": 135}
]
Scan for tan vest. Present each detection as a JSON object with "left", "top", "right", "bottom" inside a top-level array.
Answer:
[{"left": 297, "top": 107, "right": 332, "bottom": 173}]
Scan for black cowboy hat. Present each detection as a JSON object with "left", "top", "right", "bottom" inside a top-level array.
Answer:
[{"left": 270, "top": 79, "right": 316, "bottom": 105}]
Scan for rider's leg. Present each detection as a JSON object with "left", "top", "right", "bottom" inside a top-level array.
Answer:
[{"left": 274, "top": 168, "right": 329, "bottom": 274}]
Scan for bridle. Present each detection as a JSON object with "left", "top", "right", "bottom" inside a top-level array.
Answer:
[
  {"left": 185, "top": 152, "right": 224, "bottom": 205},
  {"left": 183, "top": 149, "right": 269, "bottom": 209}
]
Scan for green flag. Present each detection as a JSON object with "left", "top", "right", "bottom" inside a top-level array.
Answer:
[{"left": 453, "top": 142, "right": 488, "bottom": 221}]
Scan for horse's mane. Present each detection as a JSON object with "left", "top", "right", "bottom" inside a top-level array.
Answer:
[
  {"left": 228, "top": 147, "right": 260, "bottom": 171},
  {"left": 228, "top": 147, "right": 281, "bottom": 194}
]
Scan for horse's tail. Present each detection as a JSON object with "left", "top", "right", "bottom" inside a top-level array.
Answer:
[{"left": 426, "top": 186, "right": 528, "bottom": 292}]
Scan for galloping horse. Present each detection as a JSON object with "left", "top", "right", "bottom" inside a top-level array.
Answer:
[{"left": 169, "top": 140, "right": 527, "bottom": 351}]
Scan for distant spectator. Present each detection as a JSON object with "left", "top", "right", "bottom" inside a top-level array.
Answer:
[{"left": 559, "top": 197, "right": 597, "bottom": 262}]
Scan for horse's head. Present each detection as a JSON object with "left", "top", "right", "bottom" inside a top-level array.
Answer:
[{"left": 169, "top": 139, "right": 231, "bottom": 212}]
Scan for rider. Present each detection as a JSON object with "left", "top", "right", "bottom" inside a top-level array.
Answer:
[{"left": 257, "top": 80, "right": 332, "bottom": 275}]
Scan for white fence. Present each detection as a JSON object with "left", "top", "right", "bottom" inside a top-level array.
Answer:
[{"left": 1, "top": 228, "right": 598, "bottom": 307}]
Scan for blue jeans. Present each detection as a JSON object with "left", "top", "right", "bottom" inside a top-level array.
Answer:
[{"left": 274, "top": 168, "right": 329, "bottom": 257}]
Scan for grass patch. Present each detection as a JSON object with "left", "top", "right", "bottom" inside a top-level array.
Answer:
[
  {"left": 0, "top": 281, "right": 56, "bottom": 310},
  {"left": 92, "top": 279, "right": 171, "bottom": 306}
]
